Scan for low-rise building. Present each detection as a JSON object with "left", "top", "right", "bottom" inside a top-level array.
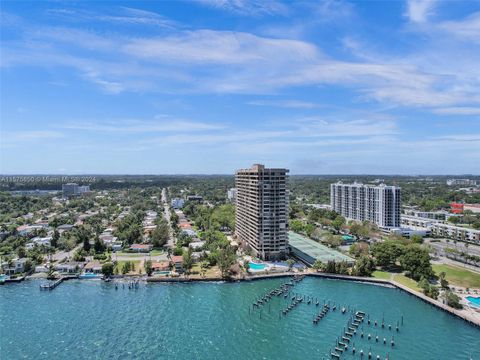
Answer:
[
  {"left": 171, "top": 198, "right": 185, "bottom": 209},
  {"left": 56, "top": 262, "right": 84, "bottom": 274},
  {"left": 446, "top": 179, "right": 478, "bottom": 186},
  {"left": 431, "top": 223, "right": 480, "bottom": 244},
  {"left": 130, "top": 244, "right": 152, "bottom": 253},
  {"left": 401, "top": 215, "right": 440, "bottom": 228},
  {"left": 83, "top": 261, "right": 102, "bottom": 274},
  {"left": 187, "top": 195, "right": 203, "bottom": 202},
  {"left": 171, "top": 256, "right": 184, "bottom": 273},
  {"left": 111, "top": 241, "right": 123, "bottom": 252},
  {"left": 1, "top": 258, "right": 28, "bottom": 275},
  {"left": 189, "top": 241, "right": 206, "bottom": 250},
  {"left": 30, "top": 236, "right": 52, "bottom": 247},
  {"left": 151, "top": 261, "right": 170, "bottom": 272}
]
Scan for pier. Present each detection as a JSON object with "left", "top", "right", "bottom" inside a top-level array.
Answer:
[{"left": 39, "top": 275, "right": 77, "bottom": 291}]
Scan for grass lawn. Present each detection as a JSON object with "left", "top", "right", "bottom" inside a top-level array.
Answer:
[
  {"left": 115, "top": 260, "right": 142, "bottom": 275},
  {"left": 432, "top": 264, "right": 480, "bottom": 288},
  {"left": 189, "top": 264, "right": 221, "bottom": 278},
  {"left": 372, "top": 270, "right": 392, "bottom": 280},
  {"left": 393, "top": 274, "right": 421, "bottom": 292},
  {"left": 114, "top": 252, "right": 144, "bottom": 257},
  {"left": 150, "top": 250, "right": 165, "bottom": 256}
]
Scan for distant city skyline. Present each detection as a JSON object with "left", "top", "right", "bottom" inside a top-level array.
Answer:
[{"left": 1, "top": 0, "right": 479, "bottom": 174}]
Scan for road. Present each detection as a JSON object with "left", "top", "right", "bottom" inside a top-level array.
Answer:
[
  {"left": 425, "top": 238, "right": 480, "bottom": 272},
  {"left": 425, "top": 238, "right": 480, "bottom": 257},
  {"left": 161, "top": 188, "right": 175, "bottom": 248},
  {"left": 52, "top": 244, "right": 82, "bottom": 261}
]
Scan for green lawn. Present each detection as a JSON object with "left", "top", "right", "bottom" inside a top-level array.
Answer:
[
  {"left": 372, "top": 270, "right": 391, "bottom": 280},
  {"left": 114, "top": 252, "right": 144, "bottom": 257},
  {"left": 150, "top": 250, "right": 165, "bottom": 256},
  {"left": 115, "top": 260, "right": 142, "bottom": 274},
  {"left": 393, "top": 274, "right": 421, "bottom": 292},
  {"left": 432, "top": 264, "right": 480, "bottom": 288}
]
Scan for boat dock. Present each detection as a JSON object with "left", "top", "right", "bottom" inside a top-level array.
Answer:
[{"left": 39, "top": 275, "right": 77, "bottom": 291}]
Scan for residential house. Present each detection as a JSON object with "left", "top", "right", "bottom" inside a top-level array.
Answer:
[
  {"left": 171, "top": 256, "right": 184, "bottom": 273},
  {"left": 130, "top": 244, "right": 152, "bottom": 253},
  {"left": 151, "top": 261, "right": 170, "bottom": 272},
  {"left": 83, "top": 261, "right": 102, "bottom": 274},
  {"left": 1, "top": 258, "right": 28, "bottom": 275}
]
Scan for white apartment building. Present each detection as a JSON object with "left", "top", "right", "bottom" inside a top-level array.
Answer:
[
  {"left": 227, "top": 188, "right": 237, "bottom": 202},
  {"left": 446, "top": 179, "right": 478, "bottom": 186},
  {"left": 431, "top": 223, "right": 480, "bottom": 244},
  {"left": 330, "top": 182, "right": 401, "bottom": 228},
  {"left": 235, "top": 164, "right": 289, "bottom": 260}
]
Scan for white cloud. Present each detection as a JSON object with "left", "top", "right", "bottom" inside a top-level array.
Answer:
[
  {"left": 438, "top": 11, "right": 480, "bottom": 42},
  {"left": 433, "top": 107, "right": 480, "bottom": 115},
  {"left": 405, "top": 0, "right": 437, "bottom": 23},
  {"left": 2, "top": 8, "right": 480, "bottom": 111},
  {"left": 195, "top": 0, "right": 288, "bottom": 16},
  {"left": 60, "top": 118, "right": 225, "bottom": 133},
  {"left": 247, "top": 99, "right": 321, "bottom": 109},
  {"left": 122, "top": 30, "right": 319, "bottom": 64}
]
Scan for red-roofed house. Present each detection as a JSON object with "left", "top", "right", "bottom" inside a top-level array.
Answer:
[
  {"left": 152, "top": 261, "right": 170, "bottom": 272},
  {"left": 171, "top": 256, "right": 184, "bottom": 273},
  {"left": 129, "top": 244, "right": 152, "bottom": 253}
]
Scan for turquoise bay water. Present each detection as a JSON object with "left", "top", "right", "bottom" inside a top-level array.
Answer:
[{"left": 1, "top": 277, "right": 479, "bottom": 360}]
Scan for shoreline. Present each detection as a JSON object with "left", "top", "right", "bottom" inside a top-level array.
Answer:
[{"left": 8, "top": 271, "right": 480, "bottom": 327}]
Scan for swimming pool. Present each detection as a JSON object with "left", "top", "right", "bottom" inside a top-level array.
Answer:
[
  {"left": 466, "top": 296, "right": 480, "bottom": 308},
  {"left": 249, "top": 262, "right": 267, "bottom": 271},
  {"left": 155, "top": 271, "right": 170, "bottom": 275},
  {"left": 79, "top": 273, "right": 102, "bottom": 279}
]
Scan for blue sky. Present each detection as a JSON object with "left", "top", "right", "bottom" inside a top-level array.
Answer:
[{"left": 1, "top": 0, "right": 479, "bottom": 175}]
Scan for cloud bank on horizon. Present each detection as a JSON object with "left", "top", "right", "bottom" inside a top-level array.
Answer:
[{"left": 1, "top": 0, "right": 479, "bottom": 174}]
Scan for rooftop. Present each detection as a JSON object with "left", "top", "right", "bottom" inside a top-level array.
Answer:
[{"left": 288, "top": 231, "right": 354, "bottom": 264}]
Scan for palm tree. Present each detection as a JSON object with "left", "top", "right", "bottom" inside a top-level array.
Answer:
[{"left": 286, "top": 259, "right": 295, "bottom": 272}]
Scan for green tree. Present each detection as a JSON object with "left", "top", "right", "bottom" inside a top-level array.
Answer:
[
  {"left": 183, "top": 248, "right": 193, "bottom": 274},
  {"left": 102, "top": 262, "right": 114, "bottom": 277},
  {"left": 24, "top": 259, "right": 34, "bottom": 274},
  {"left": 93, "top": 235, "right": 105, "bottom": 254},
  {"left": 144, "top": 260, "right": 153, "bottom": 276},
  {"left": 121, "top": 261, "right": 131, "bottom": 275},
  {"left": 286, "top": 259, "right": 295, "bottom": 271},
  {"left": 332, "top": 215, "right": 346, "bottom": 231},
  {"left": 439, "top": 271, "right": 449, "bottom": 289},
  {"left": 325, "top": 260, "right": 337, "bottom": 274},
  {"left": 353, "top": 255, "right": 376, "bottom": 277},
  {"left": 217, "top": 246, "right": 236, "bottom": 278},
  {"left": 152, "top": 218, "right": 169, "bottom": 248},
  {"left": 51, "top": 230, "right": 60, "bottom": 248},
  {"left": 411, "top": 234, "right": 423, "bottom": 244},
  {"left": 399, "top": 245, "right": 433, "bottom": 281},
  {"left": 289, "top": 219, "right": 304, "bottom": 233},
  {"left": 444, "top": 290, "right": 462, "bottom": 309},
  {"left": 312, "top": 259, "right": 324, "bottom": 272},
  {"left": 17, "top": 246, "right": 27, "bottom": 259},
  {"left": 200, "top": 261, "right": 209, "bottom": 277},
  {"left": 371, "top": 241, "right": 405, "bottom": 268},
  {"left": 47, "top": 264, "right": 56, "bottom": 279}
]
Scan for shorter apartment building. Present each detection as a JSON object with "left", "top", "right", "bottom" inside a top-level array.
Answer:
[{"left": 431, "top": 223, "right": 480, "bottom": 244}]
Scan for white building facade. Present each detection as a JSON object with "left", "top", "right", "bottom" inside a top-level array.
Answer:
[{"left": 330, "top": 182, "right": 401, "bottom": 228}]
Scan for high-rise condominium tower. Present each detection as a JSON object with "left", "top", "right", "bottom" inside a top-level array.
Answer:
[
  {"left": 330, "top": 182, "right": 401, "bottom": 228},
  {"left": 235, "top": 164, "right": 289, "bottom": 260}
]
